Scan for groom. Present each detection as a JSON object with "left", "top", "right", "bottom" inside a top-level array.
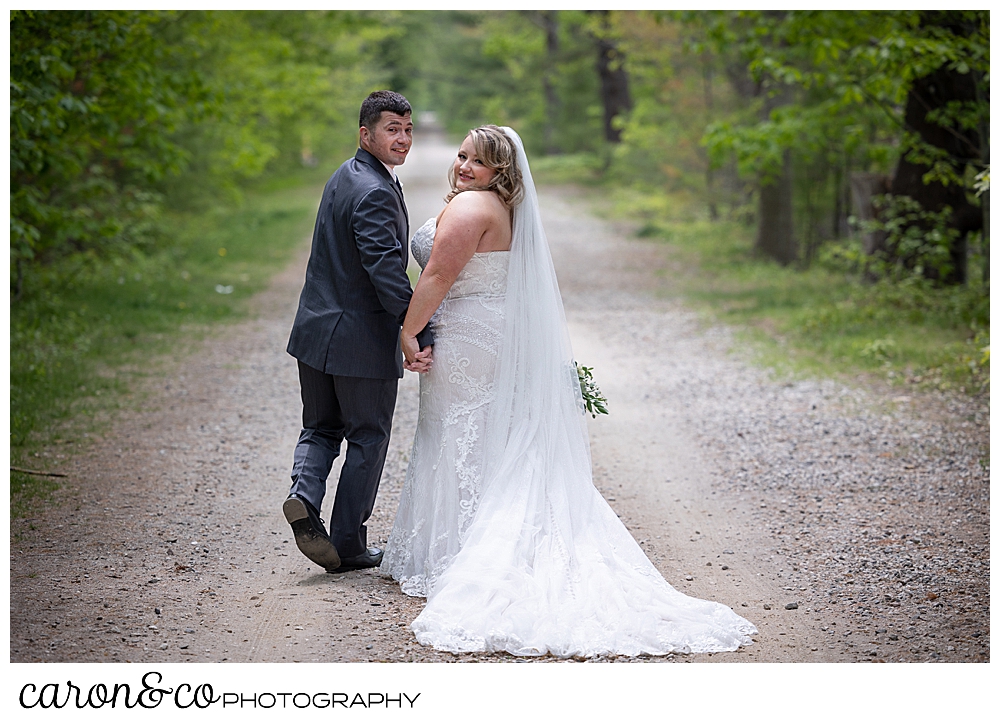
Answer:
[{"left": 284, "top": 90, "right": 432, "bottom": 573}]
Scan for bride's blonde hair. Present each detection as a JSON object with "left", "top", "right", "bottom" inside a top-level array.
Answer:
[{"left": 446, "top": 125, "right": 524, "bottom": 210}]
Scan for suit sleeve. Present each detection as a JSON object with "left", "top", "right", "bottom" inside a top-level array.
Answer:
[
  {"left": 415, "top": 325, "right": 434, "bottom": 349},
  {"left": 351, "top": 186, "right": 415, "bottom": 325}
]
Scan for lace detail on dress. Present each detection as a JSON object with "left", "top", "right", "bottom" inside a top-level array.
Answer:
[
  {"left": 410, "top": 217, "right": 436, "bottom": 269},
  {"left": 381, "top": 217, "right": 509, "bottom": 597}
]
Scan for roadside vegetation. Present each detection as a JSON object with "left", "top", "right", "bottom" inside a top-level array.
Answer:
[
  {"left": 10, "top": 177, "right": 325, "bottom": 516},
  {"left": 617, "top": 188, "right": 989, "bottom": 394}
]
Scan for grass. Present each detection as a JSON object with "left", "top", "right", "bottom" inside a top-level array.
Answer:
[
  {"left": 10, "top": 175, "right": 327, "bottom": 518},
  {"left": 571, "top": 180, "right": 990, "bottom": 397}
]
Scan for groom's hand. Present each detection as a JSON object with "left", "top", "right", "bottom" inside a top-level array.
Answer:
[
  {"left": 401, "top": 332, "right": 420, "bottom": 364},
  {"left": 402, "top": 333, "right": 433, "bottom": 373}
]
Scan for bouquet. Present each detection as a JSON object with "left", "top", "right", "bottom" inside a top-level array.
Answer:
[{"left": 575, "top": 362, "right": 609, "bottom": 418}]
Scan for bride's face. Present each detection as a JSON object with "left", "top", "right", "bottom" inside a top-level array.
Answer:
[{"left": 453, "top": 136, "right": 496, "bottom": 191}]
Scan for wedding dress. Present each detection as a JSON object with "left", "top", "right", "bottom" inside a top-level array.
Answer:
[
  {"left": 381, "top": 216, "right": 509, "bottom": 598},
  {"left": 381, "top": 129, "right": 757, "bottom": 657}
]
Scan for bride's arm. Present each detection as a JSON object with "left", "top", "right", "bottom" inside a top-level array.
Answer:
[{"left": 401, "top": 193, "right": 492, "bottom": 364}]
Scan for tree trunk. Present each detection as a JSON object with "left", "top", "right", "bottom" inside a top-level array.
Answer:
[
  {"left": 890, "top": 63, "right": 980, "bottom": 284},
  {"left": 541, "top": 11, "right": 560, "bottom": 155},
  {"left": 755, "top": 150, "right": 797, "bottom": 265},
  {"left": 843, "top": 155, "right": 854, "bottom": 237},
  {"left": 727, "top": 39, "right": 798, "bottom": 264},
  {"left": 723, "top": 62, "right": 761, "bottom": 225},
  {"left": 525, "top": 10, "right": 562, "bottom": 155},
  {"left": 590, "top": 10, "right": 632, "bottom": 144},
  {"left": 849, "top": 172, "right": 892, "bottom": 256},
  {"left": 889, "top": 12, "right": 984, "bottom": 284},
  {"left": 15, "top": 258, "right": 24, "bottom": 302},
  {"left": 832, "top": 163, "right": 842, "bottom": 240},
  {"left": 982, "top": 189, "right": 989, "bottom": 284},
  {"left": 975, "top": 70, "right": 989, "bottom": 284},
  {"left": 703, "top": 56, "right": 719, "bottom": 220},
  {"left": 833, "top": 159, "right": 852, "bottom": 239},
  {"left": 754, "top": 74, "right": 796, "bottom": 265}
]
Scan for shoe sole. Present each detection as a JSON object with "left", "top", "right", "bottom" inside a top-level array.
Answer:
[{"left": 282, "top": 498, "right": 341, "bottom": 570}]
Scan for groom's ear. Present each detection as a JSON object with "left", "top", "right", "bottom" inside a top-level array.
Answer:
[{"left": 359, "top": 117, "right": 377, "bottom": 151}]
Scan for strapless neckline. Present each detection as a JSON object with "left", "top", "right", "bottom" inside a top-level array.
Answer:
[{"left": 423, "top": 217, "right": 510, "bottom": 256}]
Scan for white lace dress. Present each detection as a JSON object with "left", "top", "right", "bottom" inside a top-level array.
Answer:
[
  {"left": 382, "top": 216, "right": 757, "bottom": 657},
  {"left": 381, "top": 217, "right": 509, "bottom": 597}
]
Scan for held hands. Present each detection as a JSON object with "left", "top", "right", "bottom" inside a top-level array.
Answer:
[
  {"left": 402, "top": 332, "right": 433, "bottom": 374},
  {"left": 404, "top": 348, "right": 432, "bottom": 373}
]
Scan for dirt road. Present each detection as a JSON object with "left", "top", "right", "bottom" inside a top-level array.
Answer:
[{"left": 10, "top": 131, "right": 989, "bottom": 665}]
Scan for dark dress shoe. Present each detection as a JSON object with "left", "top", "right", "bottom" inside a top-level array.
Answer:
[
  {"left": 327, "top": 547, "right": 383, "bottom": 573},
  {"left": 282, "top": 495, "right": 341, "bottom": 570}
]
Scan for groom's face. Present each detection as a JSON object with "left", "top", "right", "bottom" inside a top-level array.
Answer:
[{"left": 359, "top": 112, "right": 413, "bottom": 168}]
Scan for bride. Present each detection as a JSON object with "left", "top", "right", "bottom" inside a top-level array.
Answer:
[{"left": 381, "top": 125, "right": 757, "bottom": 657}]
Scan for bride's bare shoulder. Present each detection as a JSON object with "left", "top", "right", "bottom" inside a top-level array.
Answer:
[{"left": 442, "top": 190, "right": 505, "bottom": 223}]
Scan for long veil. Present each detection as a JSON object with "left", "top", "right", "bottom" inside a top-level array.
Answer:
[
  {"left": 482, "top": 127, "right": 594, "bottom": 518},
  {"left": 410, "top": 127, "right": 757, "bottom": 657}
]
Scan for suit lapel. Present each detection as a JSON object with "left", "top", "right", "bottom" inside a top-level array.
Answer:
[
  {"left": 391, "top": 176, "right": 406, "bottom": 208},
  {"left": 391, "top": 176, "right": 408, "bottom": 223}
]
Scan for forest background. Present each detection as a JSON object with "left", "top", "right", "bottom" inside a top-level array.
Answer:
[{"left": 9, "top": 9, "right": 990, "bottom": 511}]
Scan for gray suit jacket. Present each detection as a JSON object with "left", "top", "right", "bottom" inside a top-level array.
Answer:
[{"left": 287, "top": 148, "right": 432, "bottom": 379}]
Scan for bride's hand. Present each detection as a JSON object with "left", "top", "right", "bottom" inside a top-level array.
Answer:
[{"left": 409, "top": 347, "right": 433, "bottom": 373}]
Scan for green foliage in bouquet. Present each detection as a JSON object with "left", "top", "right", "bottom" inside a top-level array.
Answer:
[{"left": 575, "top": 362, "right": 609, "bottom": 418}]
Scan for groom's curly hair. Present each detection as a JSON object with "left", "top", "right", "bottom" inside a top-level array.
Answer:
[
  {"left": 359, "top": 90, "right": 411, "bottom": 130},
  {"left": 446, "top": 125, "right": 524, "bottom": 210}
]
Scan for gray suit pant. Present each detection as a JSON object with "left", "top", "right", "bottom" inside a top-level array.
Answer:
[{"left": 289, "top": 360, "right": 397, "bottom": 558}]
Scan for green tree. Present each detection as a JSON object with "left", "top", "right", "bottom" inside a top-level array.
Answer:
[
  {"left": 159, "top": 10, "right": 388, "bottom": 207},
  {"left": 10, "top": 10, "right": 391, "bottom": 299},
  {"left": 10, "top": 10, "right": 202, "bottom": 297},
  {"left": 698, "top": 10, "right": 988, "bottom": 281}
]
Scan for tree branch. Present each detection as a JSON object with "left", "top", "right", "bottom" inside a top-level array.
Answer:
[{"left": 10, "top": 466, "right": 68, "bottom": 478}]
